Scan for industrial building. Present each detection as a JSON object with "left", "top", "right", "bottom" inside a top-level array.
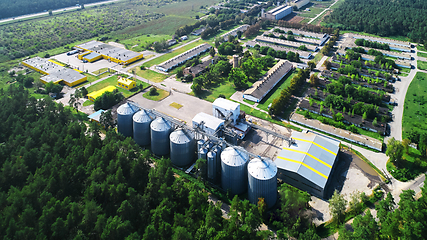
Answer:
[
  {"left": 255, "top": 36, "right": 319, "bottom": 52},
  {"left": 22, "top": 57, "right": 87, "bottom": 87},
  {"left": 78, "top": 52, "right": 103, "bottom": 63},
  {"left": 156, "top": 43, "right": 212, "bottom": 72},
  {"left": 289, "top": 0, "right": 310, "bottom": 9},
  {"left": 87, "top": 86, "right": 117, "bottom": 101},
  {"left": 272, "top": 27, "right": 330, "bottom": 46},
  {"left": 75, "top": 40, "right": 144, "bottom": 65},
  {"left": 212, "top": 98, "right": 241, "bottom": 125},
  {"left": 192, "top": 112, "right": 225, "bottom": 136},
  {"left": 221, "top": 25, "right": 250, "bottom": 41},
  {"left": 88, "top": 109, "right": 105, "bottom": 123},
  {"left": 183, "top": 56, "right": 218, "bottom": 78},
  {"left": 117, "top": 77, "right": 136, "bottom": 90},
  {"left": 243, "top": 60, "right": 293, "bottom": 103},
  {"left": 275, "top": 131, "right": 340, "bottom": 199},
  {"left": 265, "top": 32, "right": 323, "bottom": 46},
  {"left": 261, "top": 5, "right": 293, "bottom": 20},
  {"left": 245, "top": 41, "right": 312, "bottom": 59}
]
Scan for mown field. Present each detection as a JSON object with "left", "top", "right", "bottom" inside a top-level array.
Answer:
[{"left": 402, "top": 72, "right": 427, "bottom": 139}]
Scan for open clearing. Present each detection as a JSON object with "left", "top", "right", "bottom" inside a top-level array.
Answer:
[{"left": 402, "top": 72, "right": 427, "bottom": 138}]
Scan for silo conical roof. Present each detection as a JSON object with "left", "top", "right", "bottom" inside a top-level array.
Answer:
[
  {"left": 248, "top": 158, "right": 277, "bottom": 180},
  {"left": 221, "top": 147, "right": 249, "bottom": 166},
  {"left": 117, "top": 102, "right": 139, "bottom": 115}
]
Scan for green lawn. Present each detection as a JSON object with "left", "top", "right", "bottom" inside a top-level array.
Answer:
[
  {"left": 298, "top": 7, "right": 325, "bottom": 18},
  {"left": 121, "top": 34, "right": 171, "bottom": 52},
  {"left": 143, "top": 87, "right": 170, "bottom": 101},
  {"left": 417, "top": 52, "right": 427, "bottom": 58},
  {"left": 257, "top": 71, "right": 297, "bottom": 111},
  {"left": 402, "top": 72, "right": 427, "bottom": 139},
  {"left": 310, "top": 10, "right": 330, "bottom": 25},
  {"left": 92, "top": 68, "right": 111, "bottom": 75},
  {"left": 86, "top": 75, "right": 148, "bottom": 98},
  {"left": 417, "top": 44, "right": 427, "bottom": 52},
  {"left": 313, "top": 53, "right": 324, "bottom": 64},
  {"left": 142, "top": 40, "right": 206, "bottom": 68},
  {"left": 417, "top": 60, "right": 427, "bottom": 70},
  {"left": 83, "top": 100, "right": 94, "bottom": 106},
  {"left": 190, "top": 81, "right": 237, "bottom": 102},
  {"left": 130, "top": 68, "right": 168, "bottom": 83}
]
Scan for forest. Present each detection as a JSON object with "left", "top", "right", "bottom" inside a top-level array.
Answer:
[
  {"left": 324, "top": 0, "right": 427, "bottom": 43},
  {"left": 0, "top": 0, "right": 104, "bottom": 19}
]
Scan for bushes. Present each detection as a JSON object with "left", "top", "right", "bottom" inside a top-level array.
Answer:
[
  {"left": 94, "top": 90, "right": 124, "bottom": 111},
  {"left": 355, "top": 39, "right": 390, "bottom": 51}
]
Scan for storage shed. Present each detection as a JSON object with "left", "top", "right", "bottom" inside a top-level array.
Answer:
[{"left": 275, "top": 132, "right": 340, "bottom": 198}]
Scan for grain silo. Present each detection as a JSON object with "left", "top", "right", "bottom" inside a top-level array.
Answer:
[
  {"left": 207, "top": 151, "right": 217, "bottom": 182},
  {"left": 221, "top": 147, "right": 249, "bottom": 195},
  {"left": 170, "top": 128, "right": 194, "bottom": 167},
  {"left": 247, "top": 158, "right": 278, "bottom": 208},
  {"left": 198, "top": 147, "right": 208, "bottom": 160},
  {"left": 197, "top": 139, "right": 205, "bottom": 151},
  {"left": 150, "top": 117, "right": 172, "bottom": 156},
  {"left": 133, "top": 110, "right": 154, "bottom": 146},
  {"left": 117, "top": 103, "right": 139, "bottom": 137}
]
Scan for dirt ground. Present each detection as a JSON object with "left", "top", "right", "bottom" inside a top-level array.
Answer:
[
  {"left": 310, "top": 148, "right": 384, "bottom": 225},
  {"left": 281, "top": 12, "right": 306, "bottom": 24}
]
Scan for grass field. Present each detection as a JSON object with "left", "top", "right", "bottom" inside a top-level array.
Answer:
[
  {"left": 86, "top": 75, "right": 148, "bottom": 98},
  {"left": 417, "top": 52, "right": 427, "bottom": 58},
  {"left": 417, "top": 60, "right": 427, "bottom": 70},
  {"left": 330, "top": 0, "right": 346, "bottom": 9},
  {"left": 402, "top": 72, "right": 427, "bottom": 139},
  {"left": 143, "top": 87, "right": 170, "bottom": 101},
  {"left": 190, "top": 81, "right": 237, "bottom": 103},
  {"left": 142, "top": 40, "right": 205, "bottom": 68},
  {"left": 121, "top": 34, "right": 171, "bottom": 52},
  {"left": 298, "top": 7, "right": 325, "bottom": 18},
  {"left": 310, "top": 10, "right": 330, "bottom": 25},
  {"left": 130, "top": 68, "right": 168, "bottom": 83},
  {"left": 417, "top": 44, "right": 427, "bottom": 52},
  {"left": 83, "top": 100, "right": 94, "bottom": 106},
  {"left": 257, "top": 70, "right": 297, "bottom": 111}
]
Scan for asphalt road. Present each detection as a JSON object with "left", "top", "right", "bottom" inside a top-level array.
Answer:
[{"left": 0, "top": 0, "right": 120, "bottom": 24}]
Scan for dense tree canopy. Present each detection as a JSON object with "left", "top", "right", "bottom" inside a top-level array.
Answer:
[{"left": 324, "top": 0, "right": 427, "bottom": 42}]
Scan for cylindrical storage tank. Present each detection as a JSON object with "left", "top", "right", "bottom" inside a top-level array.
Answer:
[
  {"left": 213, "top": 145, "right": 222, "bottom": 175},
  {"left": 198, "top": 147, "right": 208, "bottom": 160},
  {"left": 248, "top": 158, "right": 277, "bottom": 208},
  {"left": 117, "top": 103, "right": 139, "bottom": 137},
  {"left": 133, "top": 110, "right": 154, "bottom": 146},
  {"left": 221, "top": 147, "right": 249, "bottom": 195},
  {"left": 170, "top": 128, "right": 194, "bottom": 167},
  {"left": 207, "top": 151, "right": 217, "bottom": 182},
  {"left": 150, "top": 117, "right": 172, "bottom": 156},
  {"left": 197, "top": 139, "right": 205, "bottom": 151}
]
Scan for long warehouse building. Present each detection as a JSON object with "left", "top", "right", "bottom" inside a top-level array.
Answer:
[
  {"left": 245, "top": 41, "right": 312, "bottom": 59},
  {"left": 272, "top": 27, "right": 330, "bottom": 46},
  {"left": 255, "top": 36, "right": 319, "bottom": 52},
  {"left": 265, "top": 32, "right": 323, "bottom": 46},
  {"left": 262, "top": 5, "right": 293, "bottom": 20},
  {"left": 243, "top": 60, "right": 293, "bottom": 103},
  {"left": 275, "top": 131, "right": 340, "bottom": 199},
  {"left": 156, "top": 43, "right": 212, "bottom": 72},
  {"left": 348, "top": 33, "right": 412, "bottom": 50},
  {"left": 75, "top": 41, "right": 144, "bottom": 65},
  {"left": 22, "top": 57, "right": 87, "bottom": 87}
]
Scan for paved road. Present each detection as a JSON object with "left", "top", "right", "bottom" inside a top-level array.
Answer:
[
  {"left": 0, "top": 0, "right": 120, "bottom": 24},
  {"left": 307, "top": 0, "right": 340, "bottom": 24},
  {"left": 386, "top": 48, "right": 419, "bottom": 142}
]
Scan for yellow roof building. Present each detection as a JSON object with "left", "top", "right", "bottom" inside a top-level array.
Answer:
[
  {"left": 117, "top": 78, "right": 136, "bottom": 90},
  {"left": 87, "top": 86, "right": 117, "bottom": 101}
]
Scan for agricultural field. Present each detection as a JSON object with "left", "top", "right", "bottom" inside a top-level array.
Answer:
[
  {"left": 121, "top": 34, "right": 171, "bottom": 52},
  {"left": 402, "top": 72, "right": 427, "bottom": 139}
]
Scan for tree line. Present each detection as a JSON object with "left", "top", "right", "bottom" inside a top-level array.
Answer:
[{"left": 324, "top": 0, "right": 427, "bottom": 43}]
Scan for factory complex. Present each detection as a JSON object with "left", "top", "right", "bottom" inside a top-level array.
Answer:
[
  {"left": 22, "top": 57, "right": 87, "bottom": 87},
  {"left": 75, "top": 41, "right": 144, "bottom": 65}
]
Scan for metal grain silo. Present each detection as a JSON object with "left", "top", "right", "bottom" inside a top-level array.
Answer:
[
  {"left": 150, "top": 117, "right": 172, "bottom": 156},
  {"left": 133, "top": 110, "right": 154, "bottom": 146},
  {"left": 117, "top": 103, "right": 139, "bottom": 137},
  {"left": 207, "top": 151, "right": 217, "bottom": 182},
  {"left": 170, "top": 128, "right": 194, "bottom": 167},
  {"left": 247, "top": 158, "right": 277, "bottom": 208},
  {"left": 221, "top": 147, "right": 249, "bottom": 195},
  {"left": 198, "top": 147, "right": 208, "bottom": 160},
  {"left": 197, "top": 139, "right": 205, "bottom": 151}
]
